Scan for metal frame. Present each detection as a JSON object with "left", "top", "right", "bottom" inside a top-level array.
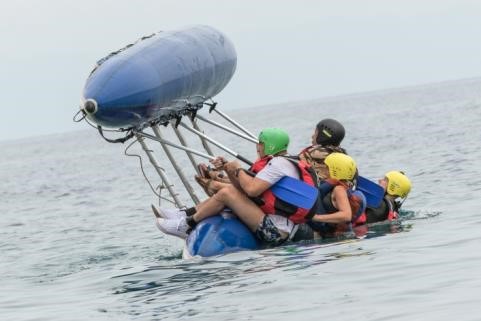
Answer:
[
  {"left": 151, "top": 125, "right": 200, "bottom": 205},
  {"left": 211, "top": 108, "right": 257, "bottom": 140},
  {"left": 135, "top": 133, "right": 185, "bottom": 208},
  {"left": 195, "top": 114, "right": 258, "bottom": 144},
  {"left": 135, "top": 108, "right": 255, "bottom": 207}
]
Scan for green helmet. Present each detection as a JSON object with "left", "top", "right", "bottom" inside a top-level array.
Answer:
[{"left": 258, "top": 128, "right": 290, "bottom": 155}]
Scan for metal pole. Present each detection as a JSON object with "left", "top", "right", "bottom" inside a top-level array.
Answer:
[
  {"left": 178, "top": 122, "right": 253, "bottom": 166},
  {"left": 137, "top": 131, "right": 214, "bottom": 161},
  {"left": 191, "top": 119, "right": 214, "bottom": 156},
  {"left": 151, "top": 125, "right": 200, "bottom": 205},
  {"left": 135, "top": 133, "right": 185, "bottom": 208},
  {"left": 212, "top": 108, "right": 257, "bottom": 140},
  {"left": 195, "top": 114, "right": 258, "bottom": 144},
  {"left": 171, "top": 125, "right": 202, "bottom": 172}
]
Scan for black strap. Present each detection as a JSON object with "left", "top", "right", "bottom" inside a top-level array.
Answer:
[
  {"left": 204, "top": 101, "right": 217, "bottom": 113},
  {"left": 97, "top": 126, "right": 134, "bottom": 144}
]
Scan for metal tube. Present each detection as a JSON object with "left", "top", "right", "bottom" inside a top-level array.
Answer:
[
  {"left": 136, "top": 131, "right": 214, "bottom": 161},
  {"left": 212, "top": 108, "right": 257, "bottom": 140},
  {"left": 151, "top": 125, "right": 200, "bottom": 205},
  {"left": 191, "top": 119, "right": 214, "bottom": 156},
  {"left": 195, "top": 114, "right": 258, "bottom": 144},
  {"left": 172, "top": 125, "right": 202, "bottom": 172},
  {"left": 135, "top": 133, "right": 185, "bottom": 208},
  {"left": 178, "top": 122, "right": 253, "bottom": 166}
]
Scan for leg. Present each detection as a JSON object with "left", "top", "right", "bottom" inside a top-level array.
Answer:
[
  {"left": 157, "top": 185, "right": 288, "bottom": 244},
  {"left": 193, "top": 184, "right": 265, "bottom": 231},
  {"left": 205, "top": 180, "right": 231, "bottom": 194},
  {"left": 195, "top": 176, "right": 231, "bottom": 196}
]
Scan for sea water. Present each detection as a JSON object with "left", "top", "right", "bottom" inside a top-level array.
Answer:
[{"left": 1, "top": 78, "right": 481, "bottom": 321}]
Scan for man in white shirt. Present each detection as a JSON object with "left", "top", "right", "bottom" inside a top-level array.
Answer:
[{"left": 156, "top": 128, "right": 301, "bottom": 245}]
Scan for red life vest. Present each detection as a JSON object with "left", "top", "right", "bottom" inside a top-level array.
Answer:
[{"left": 250, "top": 156, "right": 318, "bottom": 224}]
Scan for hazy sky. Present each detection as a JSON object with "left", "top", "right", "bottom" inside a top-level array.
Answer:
[{"left": 1, "top": 0, "right": 481, "bottom": 141}]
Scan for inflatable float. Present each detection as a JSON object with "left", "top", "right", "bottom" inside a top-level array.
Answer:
[
  {"left": 77, "top": 25, "right": 384, "bottom": 258},
  {"left": 81, "top": 25, "right": 237, "bottom": 129}
]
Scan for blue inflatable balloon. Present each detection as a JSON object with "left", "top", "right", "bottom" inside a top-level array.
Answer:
[
  {"left": 186, "top": 212, "right": 259, "bottom": 257},
  {"left": 82, "top": 25, "right": 237, "bottom": 129}
]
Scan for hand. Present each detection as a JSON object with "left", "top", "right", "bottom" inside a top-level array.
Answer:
[
  {"left": 223, "top": 160, "right": 241, "bottom": 175},
  {"left": 210, "top": 156, "right": 227, "bottom": 170}
]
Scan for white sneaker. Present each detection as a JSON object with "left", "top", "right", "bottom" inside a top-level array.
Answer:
[
  {"left": 155, "top": 217, "right": 190, "bottom": 239},
  {"left": 151, "top": 205, "right": 186, "bottom": 220}
]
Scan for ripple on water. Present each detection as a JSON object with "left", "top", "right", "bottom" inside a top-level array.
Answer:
[{"left": 3, "top": 80, "right": 481, "bottom": 321}]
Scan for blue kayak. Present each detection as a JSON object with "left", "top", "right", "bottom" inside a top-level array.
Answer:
[{"left": 81, "top": 25, "right": 237, "bottom": 129}]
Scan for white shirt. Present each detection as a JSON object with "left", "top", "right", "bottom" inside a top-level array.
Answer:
[
  {"left": 255, "top": 156, "right": 300, "bottom": 185},
  {"left": 255, "top": 156, "right": 299, "bottom": 234}
]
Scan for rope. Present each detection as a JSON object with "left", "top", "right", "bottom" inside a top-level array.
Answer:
[
  {"left": 73, "top": 109, "right": 87, "bottom": 122},
  {"left": 89, "top": 32, "right": 158, "bottom": 75},
  {"left": 97, "top": 126, "right": 134, "bottom": 144},
  {"left": 124, "top": 139, "right": 176, "bottom": 207}
]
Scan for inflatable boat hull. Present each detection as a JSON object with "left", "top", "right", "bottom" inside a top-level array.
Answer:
[{"left": 183, "top": 211, "right": 259, "bottom": 258}]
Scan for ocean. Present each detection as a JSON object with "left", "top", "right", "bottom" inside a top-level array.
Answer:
[{"left": 1, "top": 78, "right": 481, "bottom": 321}]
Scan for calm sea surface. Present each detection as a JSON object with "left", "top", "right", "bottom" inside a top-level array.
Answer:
[{"left": 1, "top": 78, "right": 481, "bottom": 321}]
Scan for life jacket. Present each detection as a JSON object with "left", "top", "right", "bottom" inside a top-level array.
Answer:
[
  {"left": 349, "top": 190, "right": 367, "bottom": 226},
  {"left": 364, "top": 196, "right": 400, "bottom": 224},
  {"left": 250, "top": 155, "right": 272, "bottom": 173},
  {"left": 250, "top": 156, "right": 319, "bottom": 224},
  {"left": 386, "top": 197, "right": 400, "bottom": 221},
  {"left": 298, "top": 145, "right": 346, "bottom": 180},
  {"left": 308, "top": 179, "right": 366, "bottom": 234}
]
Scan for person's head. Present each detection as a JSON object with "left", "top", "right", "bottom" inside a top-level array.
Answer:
[
  {"left": 379, "top": 171, "right": 412, "bottom": 199},
  {"left": 323, "top": 152, "right": 357, "bottom": 182},
  {"left": 312, "top": 118, "right": 345, "bottom": 146},
  {"left": 257, "top": 128, "right": 290, "bottom": 157}
]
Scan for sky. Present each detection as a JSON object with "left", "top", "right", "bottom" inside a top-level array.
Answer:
[{"left": 1, "top": 0, "right": 481, "bottom": 141}]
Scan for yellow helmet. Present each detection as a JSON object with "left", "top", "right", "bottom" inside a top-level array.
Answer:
[
  {"left": 324, "top": 153, "right": 357, "bottom": 181},
  {"left": 385, "top": 171, "right": 412, "bottom": 198}
]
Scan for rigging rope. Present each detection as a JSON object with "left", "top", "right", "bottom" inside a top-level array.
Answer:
[{"left": 124, "top": 138, "right": 176, "bottom": 206}]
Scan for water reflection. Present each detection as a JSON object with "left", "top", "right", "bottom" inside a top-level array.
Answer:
[{"left": 113, "top": 231, "right": 392, "bottom": 293}]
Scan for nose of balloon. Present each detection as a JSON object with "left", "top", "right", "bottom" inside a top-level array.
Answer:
[
  {"left": 82, "top": 56, "right": 161, "bottom": 115},
  {"left": 83, "top": 99, "right": 98, "bottom": 114}
]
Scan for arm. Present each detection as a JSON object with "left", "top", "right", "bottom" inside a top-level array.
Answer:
[
  {"left": 223, "top": 160, "right": 272, "bottom": 197},
  {"left": 237, "top": 170, "right": 271, "bottom": 197},
  {"left": 311, "top": 185, "right": 352, "bottom": 224},
  {"left": 222, "top": 160, "right": 243, "bottom": 190}
]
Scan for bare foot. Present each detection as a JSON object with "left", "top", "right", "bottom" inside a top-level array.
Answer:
[{"left": 195, "top": 175, "right": 215, "bottom": 196}]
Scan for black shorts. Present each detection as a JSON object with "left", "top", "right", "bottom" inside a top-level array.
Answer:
[{"left": 255, "top": 215, "right": 289, "bottom": 245}]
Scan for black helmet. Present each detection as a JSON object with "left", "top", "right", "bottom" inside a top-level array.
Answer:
[{"left": 315, "top": 118, "right": 345, "bottom": 146}]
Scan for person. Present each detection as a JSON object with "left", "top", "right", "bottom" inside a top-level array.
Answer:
[
  {"left": 194, "top": 163, "right": 230, "bottom": 197},
  {"left": 154, "top": 128, "right": 319, "bottom": 246},
  {"left": 292, "top": 152, "right": 364, "bottom": 241},
  {"left": 298, "top": 118, "right": 347, "bottom": 180},
  {"left": 195, "top": 118, "right": 347, "bottom": 195},
  {"left": 364, "top": 171, "right": 412, "bottom": 224}
]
